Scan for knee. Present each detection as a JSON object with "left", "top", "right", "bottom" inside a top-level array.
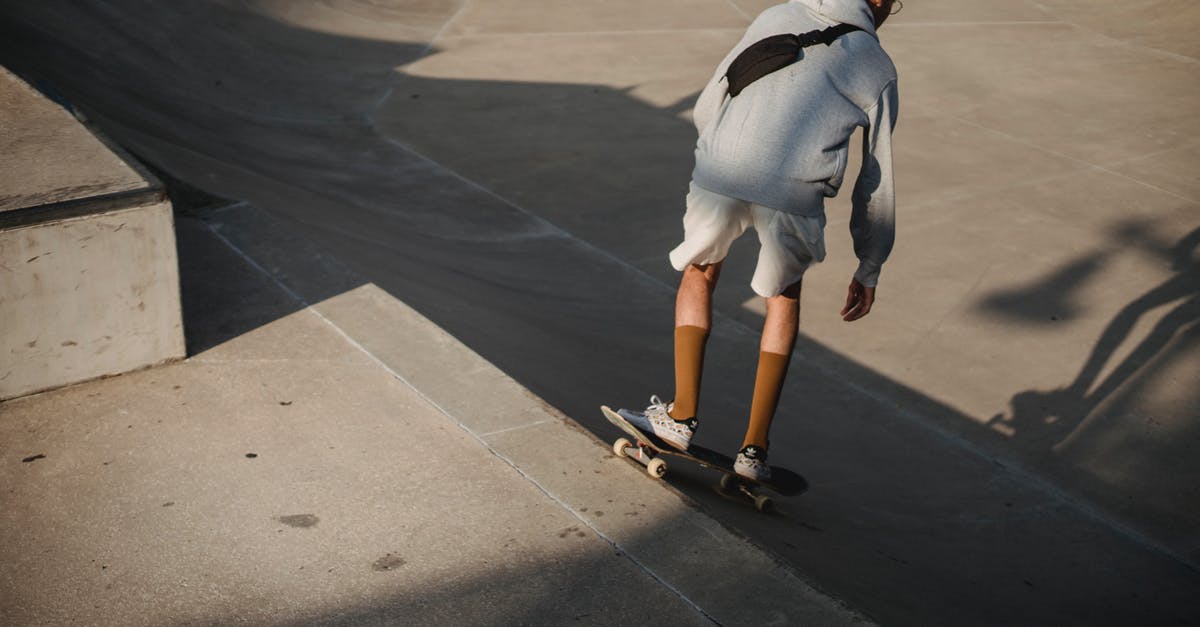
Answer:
[
  {"left": 772, "top": 279, "right": 802, "bottom": 301},
  {"left": 685, "top": 262, "right": 722, "bottom": 290}
]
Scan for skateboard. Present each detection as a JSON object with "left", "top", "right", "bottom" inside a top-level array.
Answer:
[{"left": 601, "top": 405, "right": 807, "bottom": 512}]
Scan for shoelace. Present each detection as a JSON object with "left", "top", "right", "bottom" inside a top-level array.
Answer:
[{"left": 646, "top": 395, "right": 668, "bottom": 413}]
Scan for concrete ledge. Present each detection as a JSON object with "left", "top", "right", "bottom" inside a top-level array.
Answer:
[
  {"left": 0, "top": 66, "right": 183, "bottom": 400},
  {"left": 1, "top": 201, "right": 185, "bottom": 399}
]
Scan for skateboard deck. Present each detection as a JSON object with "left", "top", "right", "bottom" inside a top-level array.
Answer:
[{"left": 601, "top": 405, "right": 807, "bottom": 510}]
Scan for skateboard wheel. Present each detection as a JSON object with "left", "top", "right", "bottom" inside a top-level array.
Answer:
[
  {"left": 719, "top": 474, "right": 736, "bottom": 491},
  {"left": 613, "top": 437, "right": 633, "bottom": 457},
  {"left": 754, "top": 494, "right": 773, "bottom": 513},
  {"left": 646, "top": 458, "right": 667, "bottom": 478}
]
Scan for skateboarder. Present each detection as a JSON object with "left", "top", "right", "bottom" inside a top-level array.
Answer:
[{"left": 618, "top": 0, "right": 900, "bottom": 481}]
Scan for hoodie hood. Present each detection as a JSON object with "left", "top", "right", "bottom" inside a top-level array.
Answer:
[{"left": 791, "top": 0, "right": 877, "bottom": 34}]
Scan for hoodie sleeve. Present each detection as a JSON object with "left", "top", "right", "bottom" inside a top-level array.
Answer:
[{"left": 850, "top": 78, "right": 899, "bottom": 288}]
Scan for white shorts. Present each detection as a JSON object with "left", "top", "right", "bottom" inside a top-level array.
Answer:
[{"left": 668, "top": 183, "right": 826, "bottom": 297}]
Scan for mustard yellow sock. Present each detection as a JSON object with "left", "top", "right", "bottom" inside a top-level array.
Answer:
[
  {"left": 743, "top": 350, "right": 792, "bottom": 449},
  {"left": 669, "top": 325, "right": 709, "bottom": 420}
]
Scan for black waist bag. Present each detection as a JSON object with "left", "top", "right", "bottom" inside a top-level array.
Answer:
[{"left": 725, "top": 23, "right": 862, "bottom": 97}]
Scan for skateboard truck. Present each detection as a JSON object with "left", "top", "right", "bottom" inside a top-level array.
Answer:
[
  {"left": 612, "top": 435, "right": 774, "bottom": 512},
  {"left": 602, "top": 405, "right": 803, "bottom": 513},
  {"left": 612, "top": 437, "right": 667, "bottom": 478},
  {"left": 717, "top": 474, "right": 774, "bottom": 512}
]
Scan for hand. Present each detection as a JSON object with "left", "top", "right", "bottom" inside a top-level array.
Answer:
[{"left": 841, "top": 278, "right": 875, "bottom": 322}]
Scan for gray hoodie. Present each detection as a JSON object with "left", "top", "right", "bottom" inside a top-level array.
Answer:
[{"left": 691, "top": 0, "right": 898, "bottom": 287}]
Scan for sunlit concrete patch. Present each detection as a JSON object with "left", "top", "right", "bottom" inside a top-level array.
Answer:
[
  {"left": 398, "top": 28, "right": 737, "bottom": 109},
  {"left": 727, "top": 0, "right": 777, "bottom": 20},
  {"left": 242, "top": 0, "right": 467, "bottom": 43},
  {"left": 885, "top": 21, "right": 1200, "bottom": 166},
  {"left": 443, "top": 0, "right": 748, "bottom": 37},
  {"left": 0, "top": 305, "right": 709, "bottom": 626},
  {"left": 1031, "top": 0, "right": 1200, "bottom": 60},
  {"left": 889, "top": 113, "right": 1091, "bottom": 210},
  {"left": 1111, "top": 140, "right": 1200, "bottom": 204},
  {"left": 884, "top": 0, "right": 1051, "bottom": 24},
  {"left": 188, "top": 305, "right": 378, "bottom": 366}
]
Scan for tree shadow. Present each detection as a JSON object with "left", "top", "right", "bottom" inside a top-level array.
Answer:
[
  {"left": 984, "top": 221, "right": 1199, "bottom": 451},
  {"left": 978, "top": 253, "right": 1105, "bottom": 324}
]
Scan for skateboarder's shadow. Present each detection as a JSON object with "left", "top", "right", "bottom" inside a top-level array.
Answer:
[{"left": 983, "top": 221, "right": 1199, "bottom": 451}]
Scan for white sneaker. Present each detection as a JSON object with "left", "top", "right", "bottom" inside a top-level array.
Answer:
[
  {"left": 734, "top": 444, "right": 771, "bottom": 482},
  {"left": 617, "top": 395, "right": 697, "bottom": 451}
]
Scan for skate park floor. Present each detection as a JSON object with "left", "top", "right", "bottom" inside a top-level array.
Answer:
[{"left": 2, "top": 0, "right": 1199, "bottom": 624}]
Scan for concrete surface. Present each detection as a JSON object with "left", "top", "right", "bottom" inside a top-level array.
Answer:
[
  {"left": 0, "top": 67, "right": 184, "bottom": 400},
  {"left": 1, "top": 0, "right": 1198, "bottom": 624},
  {"left": 0, "top": 202, "right": 185, "bottom": 400},
  {"left": 0, "top": 66, "right": 148, "bottom": 215},
  {"left": 1, "top": 214, "right": 862, "bottom": 625},
  {"left": 377, "top": 2, "right": 1200, "bottom": 563}
]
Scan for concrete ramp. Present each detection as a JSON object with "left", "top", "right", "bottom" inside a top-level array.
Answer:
[{"left": 1, "top": 1, "right": 1198, "bottom": 624}]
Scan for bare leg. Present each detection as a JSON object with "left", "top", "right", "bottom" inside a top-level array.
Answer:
[
  {"left": 743, "top": 280, "right": 801, "bottom": 448},
  {"left": 670, "top": 263, "right": 721, "bottom": 420},
  {"left": 675, "top": 262, "right": 722, "bottom": 329},
  {"left": 760, "top": 281, "right": 801, "bottom": 353}
]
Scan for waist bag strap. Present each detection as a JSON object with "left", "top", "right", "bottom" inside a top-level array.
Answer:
[{"left": 725, "top": 23, "right": 863, "bottom": 97}]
